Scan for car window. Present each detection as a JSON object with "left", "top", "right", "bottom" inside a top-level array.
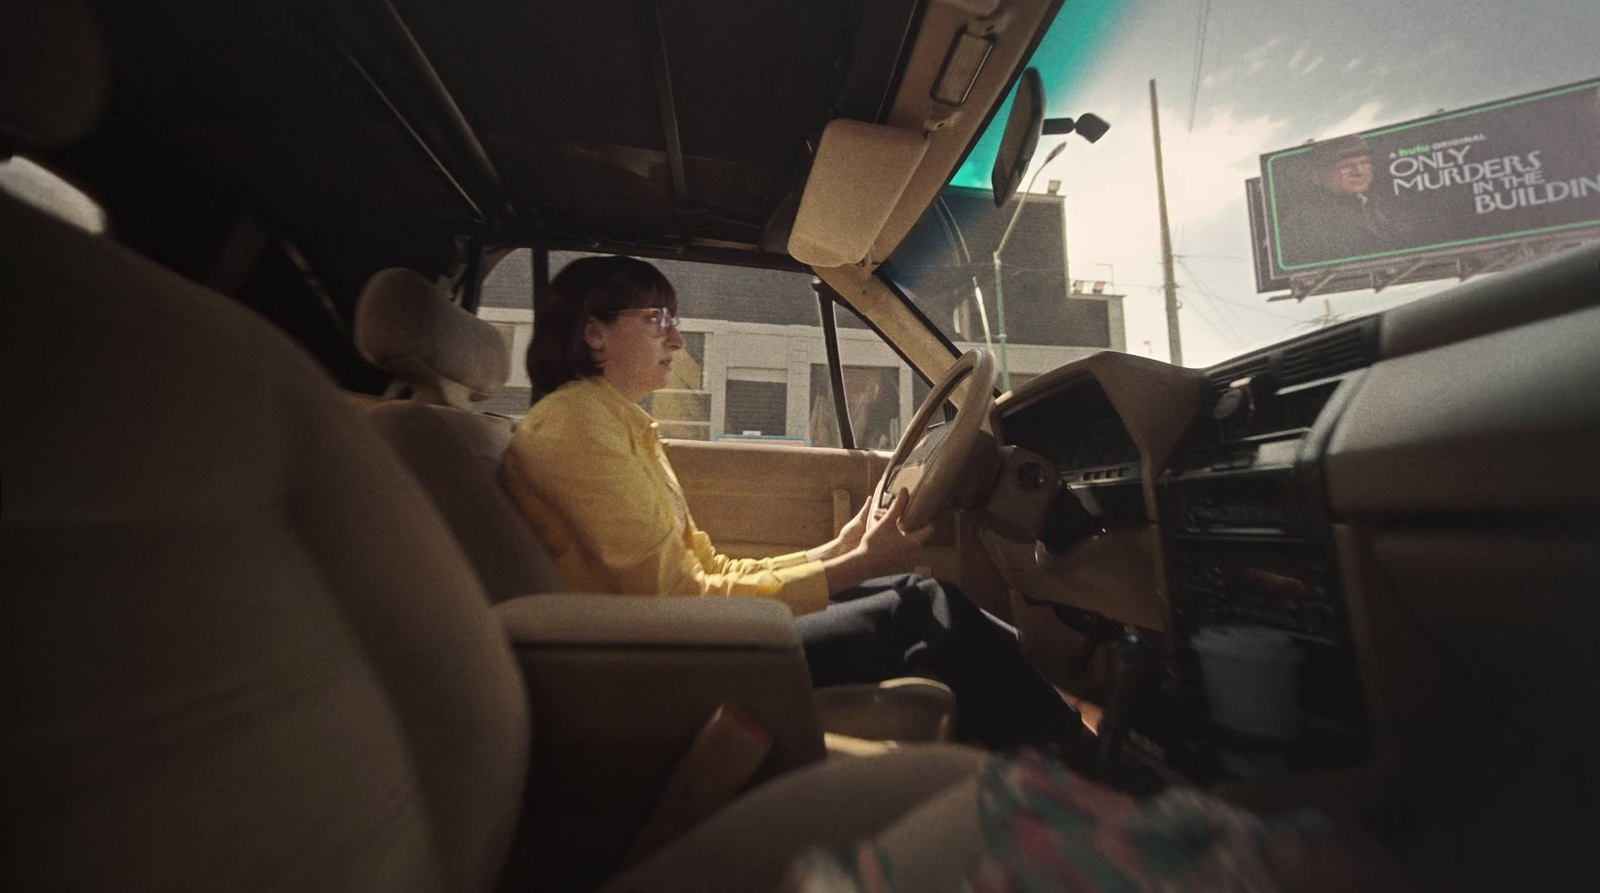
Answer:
[
  {"left": 476, "top": 249, "right": 538, "bottom": 417},
  {"left": 885, "top": 0, "right": 1599, "bottom": 370},
  {"left": 815, "top": 302, "right": 931, "bottom": 451},
  {"left": 476, "top": 249, "right": 923, "bottom": 449},
  {"left": 881, "top": 186, "right": 1123, "bottom": 391}
]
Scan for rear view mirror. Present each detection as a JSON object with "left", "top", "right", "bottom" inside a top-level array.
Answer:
[{"left": 991, "top": 68, "right": 1044, "bottom": 207}]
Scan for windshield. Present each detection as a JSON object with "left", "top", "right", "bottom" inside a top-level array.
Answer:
[{"left": 883, "top": 0, "right": 1599, "bottom": 372}]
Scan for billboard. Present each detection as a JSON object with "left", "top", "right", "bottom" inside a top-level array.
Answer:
[
  {"left": 1245, "top": 177, "right": 1290, "bottom": 294},
  {"left": 1252, "top": 78, "right": 1600, "bottom": 292}
]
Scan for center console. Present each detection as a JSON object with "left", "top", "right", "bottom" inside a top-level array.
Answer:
[
  {"left": 1165, "top": 394, "right": 1345, "bottom": 640},
  {"left": 1158, "top": 319, "right": 1379, "bottom": 773},
  {"left": 991, "top": 334, "right": 1380, "bottom": 783}
]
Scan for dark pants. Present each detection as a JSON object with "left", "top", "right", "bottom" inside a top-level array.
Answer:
[{"left": 795, "top": 574, "right": 1079, "bottom": 751}]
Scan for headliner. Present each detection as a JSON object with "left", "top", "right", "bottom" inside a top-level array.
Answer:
[{"left": 74, "top": 0, "right": 924, "bottom": 257}]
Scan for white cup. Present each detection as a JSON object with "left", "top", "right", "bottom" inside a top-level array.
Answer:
[{"left": 1191, "top": 625, "right": 1303, "bottom": 741}]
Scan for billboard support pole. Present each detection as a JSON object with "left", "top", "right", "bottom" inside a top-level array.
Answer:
[{"left": 1150, "top": 79, "right": 1182, "bottom": 366}]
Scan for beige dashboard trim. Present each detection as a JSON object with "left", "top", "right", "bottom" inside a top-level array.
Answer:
[
  {"left": 1327, "top": 302, "right": 1600, "bottom": 514},
  {"left": 1004, "top": 524, "right": 1167, "bottom": 633},
  {"left": 997, "top": 350, "right": 1206, "bottom": 519},
  {"left": 1379, "top": 242, "right": 1600, "bottom": 360},
  {"left": 965, "top": 351, "right": 1204, "bottom": 635}
]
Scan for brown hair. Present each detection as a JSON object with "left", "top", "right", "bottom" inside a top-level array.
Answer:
[{"left": 527, "top": 255, "right": 677, "bottom": 398}]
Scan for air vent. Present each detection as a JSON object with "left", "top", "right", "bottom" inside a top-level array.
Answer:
[
  {"left": 1279, "top": 321, "right": 1375, "bottom": 385},
  {"left": 1206, "top": 357, "right": 1270, "bottom": 393}
]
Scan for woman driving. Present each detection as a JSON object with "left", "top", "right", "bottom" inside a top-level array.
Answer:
[{"left": 502, "top": 255, "right": 1081, "bottom": 750}]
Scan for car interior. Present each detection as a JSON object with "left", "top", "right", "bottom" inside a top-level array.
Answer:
[{"left": 4, "top": 1, "right": 1599, "bottom": 891}]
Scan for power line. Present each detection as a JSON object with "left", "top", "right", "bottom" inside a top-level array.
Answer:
[
  {"left": 1177, "top": 258, "right": 1301, "bottom": 324},
  {"left": 1173, "top": 262, "right": 1242, "bottom": 343},
  {"left": 1174, "top": 0, "right": 1214, "bottom": 255},
  {"left": 1180, "top": 294, "right": 1233, "bottom": 345},
  {"left": 1175, "top": 258, "right": 1246, "bottom": 342},
  {"left": 1185, "top": 0, "right": 1213, "bottom": 134},
  {"left": 1179, "top": 261, "right": 1305, "bottom": 349},
  {"left": 1186, "top": 297, "right": 1243, "bottom": 345},
  {"left": 1211, "top": 293, "right": 1302, "bottom": 322}
]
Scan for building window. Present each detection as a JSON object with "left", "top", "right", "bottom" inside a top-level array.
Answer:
[
  {"left": 480, "top": 248, "right": 533, "bottom": 310},
  {"left": 641, "top": 331, "right": 711, "bottom": 440},
  {"left": 809, "top": 364, "right": 904, "bottom": 450},
  {"left": 724, "top": 379, "right": 787, "bottom": 438}
]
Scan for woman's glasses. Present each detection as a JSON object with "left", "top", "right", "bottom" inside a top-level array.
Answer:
[{"left": 611, "top": 307, "right": 681, "bottom": 337}]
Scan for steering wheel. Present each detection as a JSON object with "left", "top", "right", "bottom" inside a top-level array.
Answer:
[{"left": 871, "top": 348, "right": 1000, "bottom": 531}]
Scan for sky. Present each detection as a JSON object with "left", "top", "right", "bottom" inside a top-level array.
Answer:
[{"left": 975, "top": 0, "right": 1599, "bottom": 366}]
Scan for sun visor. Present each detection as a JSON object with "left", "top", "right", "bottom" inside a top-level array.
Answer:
[{"left": 789, "top": 120, "right": 928, "bottom": 268}]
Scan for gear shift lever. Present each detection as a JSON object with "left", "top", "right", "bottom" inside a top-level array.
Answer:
[{"left": 1098, "top": 630, "right": 1155, "bottom": 771}]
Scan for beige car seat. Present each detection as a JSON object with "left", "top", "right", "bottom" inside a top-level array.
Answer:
[
  {"left": 354, "top": 268, "right": 567, "bottom": 600},
  {"left": 355, "top": 266, "right": 511, "bottom": 409}
]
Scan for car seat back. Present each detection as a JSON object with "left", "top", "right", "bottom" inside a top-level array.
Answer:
[{"left": 1, "top": 190, "right": 530, "bottom": 893}]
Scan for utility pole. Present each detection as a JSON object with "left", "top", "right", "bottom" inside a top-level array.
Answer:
[{"left": 1149, "top": 79, "right": 1182, "bottom": 366}]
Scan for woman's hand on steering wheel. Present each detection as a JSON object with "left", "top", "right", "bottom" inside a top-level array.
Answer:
[
  {"left": 855, "top": 488, "right": 935, "bottom": 576},
  {"left": 808, "top": 497, "right": 873, "bottom": 563},
  {"left": 819, "top": 489, "right": 934, "bottom": 595},
  {"left": 836, "top": 497, "right": 874, "bottom": 553},
  {"left": 872, "top": 349, "right": 999, "bottom": 532}
]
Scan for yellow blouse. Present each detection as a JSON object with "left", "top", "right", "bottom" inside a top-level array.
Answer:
[{"left": 501, "top": 377, "right": 830, "bottom": 615}]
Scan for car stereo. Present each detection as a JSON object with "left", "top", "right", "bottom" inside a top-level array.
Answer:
[
  {"left": 1161, "top": 378, "right": 1350, "bottom": 642},
  {"left": 1173, "top": 542, "right": 1343, "bottom": 640}
]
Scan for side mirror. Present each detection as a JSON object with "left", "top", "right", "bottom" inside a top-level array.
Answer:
[
  {"left": 990, "top": 68, "right": 1044, "bottom": 207},
  {"left": 1044, "top": 112, "right": 1110, "bottom": 143}
]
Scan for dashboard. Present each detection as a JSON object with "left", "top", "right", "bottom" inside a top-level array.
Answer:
[
  {"left": 986, "top": 318, "right": 1382, "bottom": 779},
  {"left": 994, "top": 319, "right": 1377, "bottom": 640},
  {"left": 998, "top": 380, "right": 1147, "bottom": 550},
  {"left": 1002, "top": 382, "right": 1140, "bottom": 472}
]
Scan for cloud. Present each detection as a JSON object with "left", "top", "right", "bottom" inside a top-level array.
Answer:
[
  {"left": 1170, "top": 105, "right": 1291, "bottom": 225},
  {"left": 1286, "top": 48, "right": 1328, "bottom": 76},
  {"left": 1344, "top": 57, "right": 1364, "bottom": 73},
  {"left": 1242, "top": 37, "right": 1285, "bottom": 74},
  {"left": 1316, "top": 100, "right": 1389, "bottom": 138},
  {"left": 1423, "top": 39, "right": 1457, "bottom": 62},
  {"left": 1315, "top": 99, "right": 1428, "bottom": 140}
]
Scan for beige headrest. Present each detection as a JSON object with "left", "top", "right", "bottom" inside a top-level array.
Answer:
[
  {"left": 355, "top": 268, "right": 510, "bottom": 408},
  {"left": 789, "top": 120, "right": 928, "bottom": 268},
  {"left": 0, "top": 0, "right": 106, "bottom": 146}
]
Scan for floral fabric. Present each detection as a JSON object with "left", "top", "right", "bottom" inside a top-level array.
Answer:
[{"left": 784, "top": 750, "right": 1401, "bottom": 893}]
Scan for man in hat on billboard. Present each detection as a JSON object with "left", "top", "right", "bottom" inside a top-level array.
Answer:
[{"left": 1280, "top": 134, "right": 1399, "bottom": 266}]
